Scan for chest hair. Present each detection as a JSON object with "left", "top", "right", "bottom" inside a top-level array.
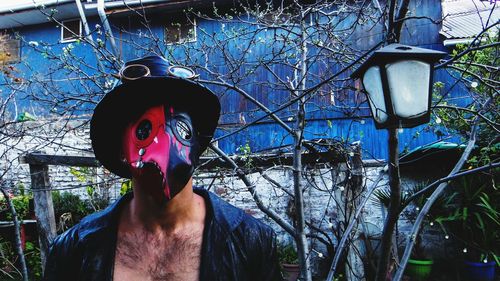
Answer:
[{"left": 115, "top": 228, "right": 203, "bottom": 280}]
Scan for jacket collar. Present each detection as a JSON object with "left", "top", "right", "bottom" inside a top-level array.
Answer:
[
  {"left": 195, "top": 187, "right": 244, "bottom": 233},
  {"left": 77, "top": 186, "right": 245, "bottom": 240}
]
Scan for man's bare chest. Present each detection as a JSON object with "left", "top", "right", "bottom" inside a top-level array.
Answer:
[{"left": 113, "top": 229, "right": 204, "bottom": 281}]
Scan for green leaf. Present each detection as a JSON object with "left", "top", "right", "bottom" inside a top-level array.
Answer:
[
  {"left": 120, "top": 180, "right": 133, "bottom": 196},
  {"left": 473, "top": 212, "right": 485, "bottom": 232},
  {"left": 25, "top": 241, "right": 34, "bottom": 251}
]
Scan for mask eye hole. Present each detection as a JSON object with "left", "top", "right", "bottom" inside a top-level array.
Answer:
[
  {"left": 176, "top": 120, "right": 192, "bottom": 141},
  {"left": 136, "top": 119, "right": 152, "bottom": 140}
]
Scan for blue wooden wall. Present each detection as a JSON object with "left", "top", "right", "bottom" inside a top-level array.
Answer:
[{"left": 1, "top": 1, "right": 468, "bottom": 160}]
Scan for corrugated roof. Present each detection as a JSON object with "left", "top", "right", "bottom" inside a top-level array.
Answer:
[
  {"left": 0, "top": 0, "right": 219, "bottom": 29},
  {"left": 440, "top": 0, "right": 499, "bottom": 40}
]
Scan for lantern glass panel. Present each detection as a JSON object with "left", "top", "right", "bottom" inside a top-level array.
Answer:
[
  {"left": 386, "top": 60, "right": 431, "bottom": 118},
  {"left": 363, "top": 66, "right": 388, "bottom": 123}
]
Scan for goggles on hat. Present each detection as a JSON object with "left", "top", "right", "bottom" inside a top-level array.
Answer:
[{"left": 119, "top": 64, "right": 198, "bottom": 81}]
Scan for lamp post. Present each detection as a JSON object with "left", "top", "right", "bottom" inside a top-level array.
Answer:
[{"left": 351, "top": 43, "right": 446, "bottom": 281}]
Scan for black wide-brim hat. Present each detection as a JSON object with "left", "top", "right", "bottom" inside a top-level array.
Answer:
[{"left": 90, "top": 55, "right": 220, "bottom": 179}]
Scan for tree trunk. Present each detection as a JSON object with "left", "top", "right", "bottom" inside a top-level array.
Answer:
[
  {"left": 293, "top": 12, "right": 312, "bottom": 281},
  {"left": 346, "top": 143, "right": 366, "bottom": 281},
  {"left": 326, "top": 170, "right": 386, "bottom": 280},
  {"left": 293, "top": 130, "right": 311, "bottom": 281},
  {"left": 0, "top": 188, "right": 28, "bottom": 281}
]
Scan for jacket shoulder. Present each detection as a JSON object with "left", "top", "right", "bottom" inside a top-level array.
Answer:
[
  {"left": 227, "top": 204, "right": 282, "bottom": 281},
  {"left": 237, "top": 212, "right": 277, "bottom": 254},
  {"left": 195, "top": 188, "right": 283, "bottom": 281},
  {"left": 202, "top": 188, "right": 276, "bottom": 243},
  {"left": 43, "top": 224, "right": 82, "bottom": 280},
  {"left": 50, "top": 199, "right": 118, "bottom": 247},
  {"left": 43, "top": 195, "right": 127, "bottom": 280},
  {"left": 239, "top": 212, "right": 276, "bottom": 240},
  {"left": 44, "top": 207, "right": 111, "bottom": 266}
]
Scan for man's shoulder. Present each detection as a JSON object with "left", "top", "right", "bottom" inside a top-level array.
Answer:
[{"left": 236, "top": 208, "right": 275, "bottom": 236}]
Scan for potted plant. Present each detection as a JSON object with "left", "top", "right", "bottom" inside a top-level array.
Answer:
[
  {"left": 402, "top": 186, "right": 449, "bottom": 281},
  {"left": 277, "top": 242, "right": 300, "bottom": 281},
  {"left": 437, "top": 174, "right": 499, "bottom": 281}
]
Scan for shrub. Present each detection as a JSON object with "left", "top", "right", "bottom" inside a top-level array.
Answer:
[
  {"left": 437, "top": 173, "right": 500, "bottom": 265},
  {"left": 0, "top": 237, "right": 19, "bottom": 279},
  {"left": 0, "top": 194, "right": 32, "bottom": 221},
  {"left": 24, "top": 241, "right": 42, "bottom": 280},
  {"left": 277, "top": 242, "right": 299, "bottom": 264},
  {"left": 120, "top": 180, "right": 133, "bottom": 196},
  {"left": 0, "top": 238, "right": 43, "bottom": 280},
  {"left": 52, "top": 191, "right": 94, "bottom": 233}
]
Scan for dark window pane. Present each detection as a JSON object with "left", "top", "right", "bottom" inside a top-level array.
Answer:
[
  {"left": 165, "top": 18, "right": 195, "bottom": 44},
  {"left": 62, "top": 20, "right": 81, "bottom": 41}
]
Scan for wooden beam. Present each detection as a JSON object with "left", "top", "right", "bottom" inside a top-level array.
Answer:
[
  {"left": 20, "top": 153, "right": 101, "bottom": 167},
  {"left": 198, "top": 150, "right": 350, "bottom": 170},
  {"left": 19, "top": 150, "right": 382, "bottom": 173},
  {"left": 28, "top": 164, "right": 57, "bottom": 271}
]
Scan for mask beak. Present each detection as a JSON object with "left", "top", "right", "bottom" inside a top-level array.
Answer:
[
  {"left": 133, "top": 132, "right": 172, "bottom": 199},
  {"left": 122, "top": 105, "right": 172, "bottom": 200}
]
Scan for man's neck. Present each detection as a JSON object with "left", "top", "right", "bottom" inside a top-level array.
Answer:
[
  {"left": 124, "top": 179, "right": 206, "bottom": 234},
  {"left": 114, "top": 180, "right": 206, "bottom": 281}
]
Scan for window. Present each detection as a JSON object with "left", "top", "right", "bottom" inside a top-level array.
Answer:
[
  {"left": 165, "top": 17, "right": 196, "bottom": 45},
  {"left": 0, "top": 36, "right": 20, "bottom": 64},
  {"left": 61, "top": 19, "right": 82, "bottom": 43}
]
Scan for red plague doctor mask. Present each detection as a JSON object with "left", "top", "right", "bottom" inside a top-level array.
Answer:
[{"left": 122, "top": 104, "right": 200, "bottom": 201}]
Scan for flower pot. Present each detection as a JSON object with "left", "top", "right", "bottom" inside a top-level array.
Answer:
[
  {"left": 462, "top": 260, "right": 496, "bottom": 281},
  {"left": 404, "top": 259, "right": 433, "bottom": 281},
  {"left": 281, "top": 263, "right": 300, "bottom": 281}
]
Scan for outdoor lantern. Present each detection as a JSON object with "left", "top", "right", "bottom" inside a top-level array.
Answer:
[{"left": 351, "top": 43, "right": 446, "bottom": 129}]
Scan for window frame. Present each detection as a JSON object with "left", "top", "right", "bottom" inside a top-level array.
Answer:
[{"left": 60, "top": 19, "right": 82, "bottom": 43}]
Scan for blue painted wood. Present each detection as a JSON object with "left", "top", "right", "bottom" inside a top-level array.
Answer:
[{"left": 0, "top": 1, "right": 470, "bottom": 160}]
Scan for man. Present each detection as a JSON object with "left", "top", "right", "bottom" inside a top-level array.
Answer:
[{"left": 43, "top": 55, "right": 283, "bottom": 281}]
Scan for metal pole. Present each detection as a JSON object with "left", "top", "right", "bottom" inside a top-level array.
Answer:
[
  {"left": 375, "top": 128, "right": 401, "bottom": 281},
  {"left": 75, "top": 0, "right": 105, "bottom": 72},
  {"left": 97, "top": 0, "right": 119, "bottom": 60}
]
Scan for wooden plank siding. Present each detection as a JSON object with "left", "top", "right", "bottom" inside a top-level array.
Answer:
[{"left": 0, "top": 0, "right": 467, "bottom": 161}]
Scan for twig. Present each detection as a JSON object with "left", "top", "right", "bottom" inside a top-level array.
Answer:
[
  {"left": 393, "top": 113, "right": 482, "bottom": 281},
  {"left": 209, "top": 144, "right": 295, "bottom": 235},
  {"left": 326, "top": 170, "right": 385, "bottom": 280}
]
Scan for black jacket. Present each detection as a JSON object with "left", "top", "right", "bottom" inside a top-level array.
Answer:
[{"left": 43, "top": 187, "right": 283, "bottom": 281}]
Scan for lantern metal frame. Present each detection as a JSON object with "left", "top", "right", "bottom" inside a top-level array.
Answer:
[{"left": 351, "top": 43, "right": 447, "bottom": 129}]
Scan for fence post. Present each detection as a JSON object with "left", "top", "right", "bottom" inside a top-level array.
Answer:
[{"left": 28, "top": 163, "right": 57, "bottom": 269}]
